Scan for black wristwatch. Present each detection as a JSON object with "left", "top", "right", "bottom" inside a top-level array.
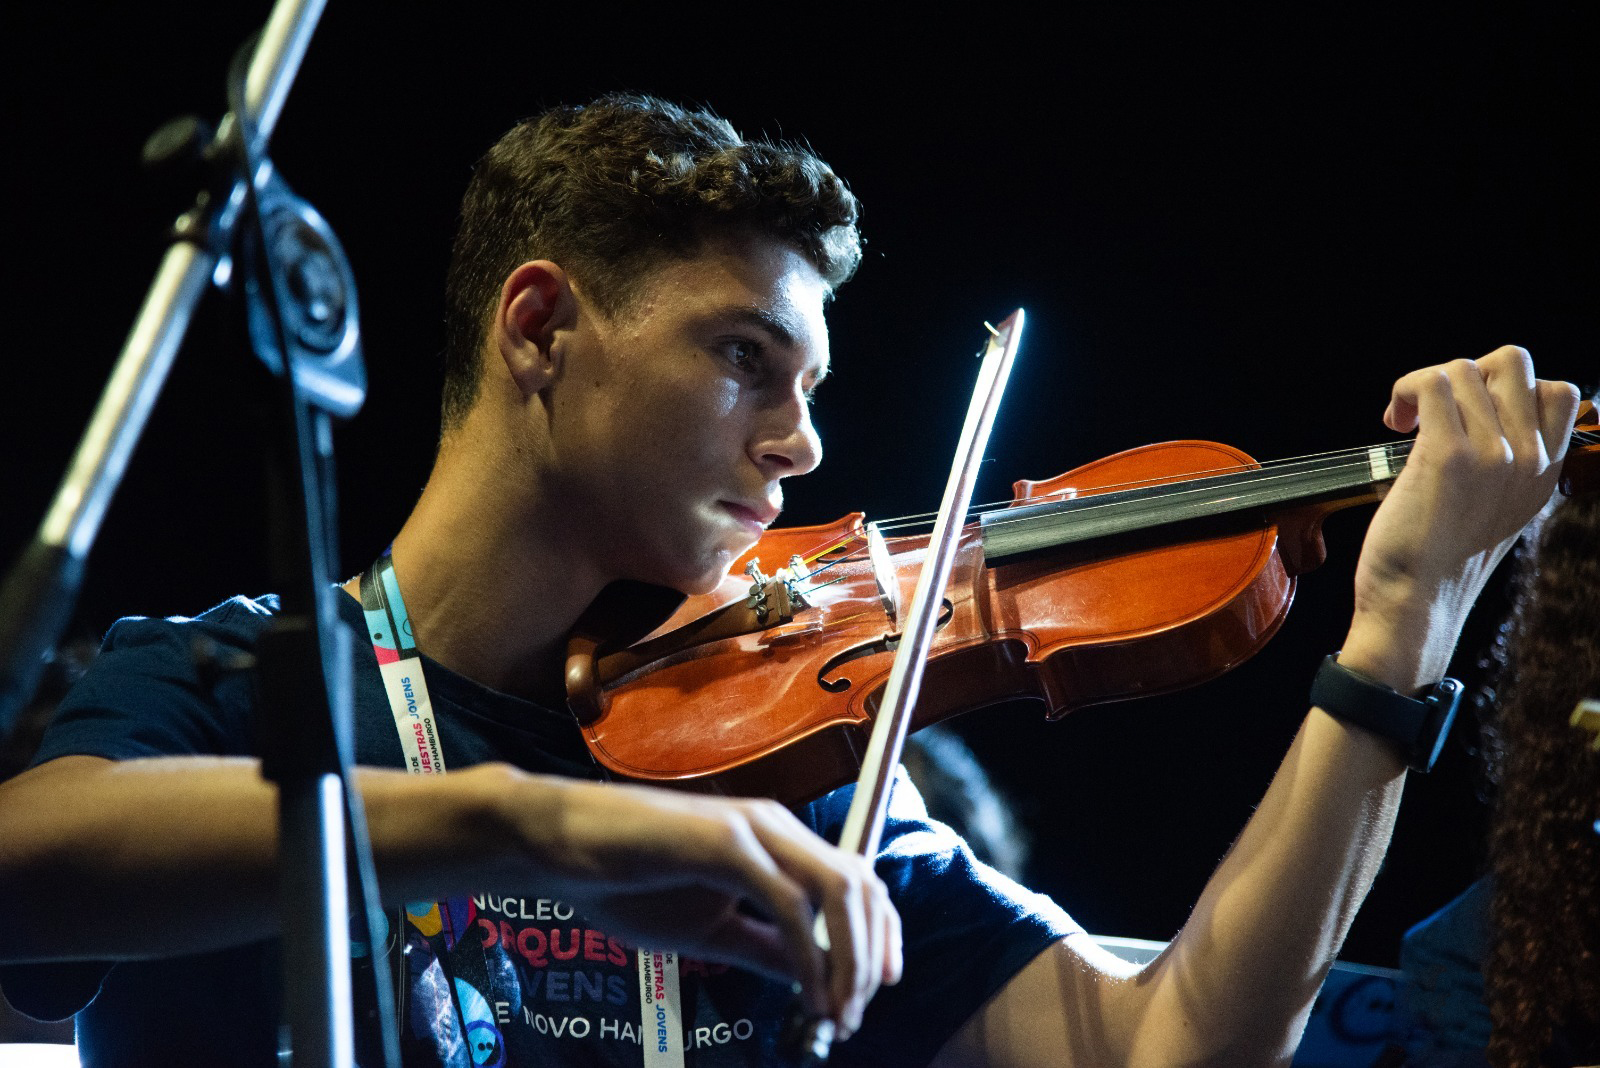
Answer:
[{"left": 1309, "top": 654, "right": 1464, "bottom": 773}]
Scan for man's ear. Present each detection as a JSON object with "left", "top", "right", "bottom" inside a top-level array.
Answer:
[{"left": 494, "top": 260, "right": 575, "bottom": 396}]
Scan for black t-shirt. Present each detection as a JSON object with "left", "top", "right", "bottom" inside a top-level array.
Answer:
[{"left": 3, "top": 593, "right": 1077, "bottom": 1066}]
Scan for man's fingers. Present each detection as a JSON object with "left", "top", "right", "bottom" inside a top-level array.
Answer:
[
  {"left": 1441, "top": 358, "right": 1513, "bottom": 458},
  {"left": 1387, "top": 364, "right": 1466, "bottom": 437},
  {"left": 876, "top": 871, "right": 903, "bottom": 986},
  {"left": 1386, "top": 350, "right": 1578, "bottom": 484},
  {"left": 712, "top": 810, "right": 830, "bottom": 1012},
  {"left": 744, "top": 805, "right": 893, "bottom": 1030},
  {"left": 815, "top": 856, "right": 873, "bottom": 1034},
  {"left": 1536, "top": 378, "right": 1583, "bottom": 462},
  {"left": 1476, "top": 346, "right": 1546, "bottom": 471},
  {"left": 695, "top": 798, "right": 864, "bottom": 1021},
  {"left": 571, "top": 786, "right": 901, "bottom": 1033},
  {"left": 690, "top": 909, "right": 801, "bottom": 983},
  {"left": 1391, "top": 365, "right": 1468, "bottom": 469},
  {"left": 1383, "top": 388, "right": 1418, "bottom": 434}
]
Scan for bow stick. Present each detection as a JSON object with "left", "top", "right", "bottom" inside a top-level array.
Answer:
[{"left": 791, "top": 309, "right": 1026, "bottom": 1064}]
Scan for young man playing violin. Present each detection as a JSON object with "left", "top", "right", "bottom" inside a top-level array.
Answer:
[{"left": 0, "top": 94, "right": 1583, "bottom": 1067}]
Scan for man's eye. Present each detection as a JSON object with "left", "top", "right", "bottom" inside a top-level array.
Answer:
[{"left": 724, "top": 340, "right": 761, "bottom": 372}]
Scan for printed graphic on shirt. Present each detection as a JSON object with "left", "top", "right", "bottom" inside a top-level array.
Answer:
[{"left": 398, "top": 894, "right": 780, "bottom": 1067}]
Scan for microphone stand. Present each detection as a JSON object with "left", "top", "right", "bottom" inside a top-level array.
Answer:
[
  {"left": 0, "top": 2, "right": 399, "bottom": 1064},
  {"left": 0, "top": 0, "right": 319, "bottom": 736}
]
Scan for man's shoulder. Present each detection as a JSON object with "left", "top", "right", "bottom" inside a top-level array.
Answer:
[
  {"left": 99, "top": 593, "right": 281, "bottom": 652},
  {"left": 18, "top": 595, "right": 289, "bottom": 768}
]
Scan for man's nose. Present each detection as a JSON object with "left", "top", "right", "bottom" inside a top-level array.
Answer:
[{"left": 755, "top": 393, "right": 822, "bottom": 478}]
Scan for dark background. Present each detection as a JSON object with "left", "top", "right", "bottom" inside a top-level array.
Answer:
[{"left": 3, "top": 3, "right": 1594, "bottom": 967}]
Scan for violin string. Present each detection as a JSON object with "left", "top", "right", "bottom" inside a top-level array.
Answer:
[
  {"left": 727, "top": 429, "right": 1600, "bottom": 677},
  {"left": 802, "top": 568, "right": 863, "bottom": 594},
  {"left": 803, "top": 551, "right": 867, "bottom": 581},
  {"left": 804, "top": 534, "right": 862, "bottom": 564},
  {"left": 759, "top": 530, "right": 867, "bottom": 588},
  {"left": 988, "top": 423, "right": 1595, "bottom": 520},
  {"left": 975, "top": 455, "right": 1388, "bottom": 536},
  {"left": 867, "top": 418, "right": 1592, "bottom": 539},
  {"left": 869, "top": 440, "right": 1415, "bottom": 535},
  {"left": 878, "top": 444, "right": 1412, "bottom": 539},
  {"left": 793, "top": 537, "right": 862, "bottom": 576},
  {"left": 788, "top": 446, "right": 1378, "bottom": 590},
  {"left": 1061, "top": 423, "right": 1597, "bottom": 525},
  {"left": 795, "top": 547, "right": 870, "bottom": 586},
  {"left": 913, "top": 421, "right": 1594, "bottom": 542},
  {"left": 787, "top": 427, "right": 1597, "bottom": 576}
]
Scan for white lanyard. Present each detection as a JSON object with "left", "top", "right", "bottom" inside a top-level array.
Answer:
[
  {"left": 359, "top": 555, "right": 686, "bottom": 1066},
  {"left": 638, "top": 948, "right": 687, "bottom": 1067},
  {"left": 359, "top": 555, "right": 446, "bottom": 777}
]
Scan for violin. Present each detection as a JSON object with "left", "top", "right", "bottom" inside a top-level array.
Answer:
[{"left": 565, "top": 394, "right": 1598, "bottom": 809}]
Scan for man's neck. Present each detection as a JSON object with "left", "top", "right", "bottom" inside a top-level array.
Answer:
[{"left": 345, "top": 440, "right": 607, "bottom": 707}]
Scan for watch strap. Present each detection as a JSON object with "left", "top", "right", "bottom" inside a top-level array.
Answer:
[{"left": 1310, "top": 654, "right": 1463, "bottom": 773}]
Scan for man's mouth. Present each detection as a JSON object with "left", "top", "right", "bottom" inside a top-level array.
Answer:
[{"left": 720, "top": 500, "right": 780, "bottom": 534}]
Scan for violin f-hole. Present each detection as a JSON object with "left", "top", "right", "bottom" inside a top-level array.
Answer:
[{"left": 815, "top": 599, "right": 953, "bottom": 693}]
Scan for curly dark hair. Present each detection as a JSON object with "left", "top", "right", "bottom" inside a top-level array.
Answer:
[
  {"left": 1482, "top": 490, "right": 1600, "bottom": 1068},
  {"left": 439, "top": 93, "right": 863, "bottom": 432}
]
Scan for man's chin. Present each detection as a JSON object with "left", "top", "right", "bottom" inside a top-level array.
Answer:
[
  {"left": 679, "top": 548, "right": 741, "bottom": 596},
  {"left": 630, "top": 544, "right": 741, "bottom": 598}
]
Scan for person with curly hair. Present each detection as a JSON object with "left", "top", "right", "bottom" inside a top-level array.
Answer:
[
  {"left": 1394, "top": 459, "right": 1599, "bottom": 1068},
  {"left": 1484, "top": 487, "right": 1600, "bottom": 1068}
]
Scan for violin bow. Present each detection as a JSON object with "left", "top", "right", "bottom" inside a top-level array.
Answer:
[{"left": 790, "top": 310, "right": 1026, "bottom": 1064}]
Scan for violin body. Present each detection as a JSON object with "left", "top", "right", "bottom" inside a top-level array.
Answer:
[
  {"left": 571, "top": 401, "right": 1598, "bottom": 806},
  {"left": 578, "top": 440, "right": 1336, "bottom": 804}
]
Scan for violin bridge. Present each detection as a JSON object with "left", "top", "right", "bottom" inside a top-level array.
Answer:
[{"left": 865, "top": 522, "right": 900, "bottom": 626}]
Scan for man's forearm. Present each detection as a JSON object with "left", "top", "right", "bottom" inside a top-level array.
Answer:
[
  {"left": 1132, "top": 709, "right": 1404, "bottom": 1064},
  {"left": 0, "top": 755, "right": 522, "bottom": 962},
  {"left": 1126, "top": 609, "right": 1441, "bottom": 1064},
  {"left": 0, "top": 753, "right": 901, "bottom": 1032}
]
